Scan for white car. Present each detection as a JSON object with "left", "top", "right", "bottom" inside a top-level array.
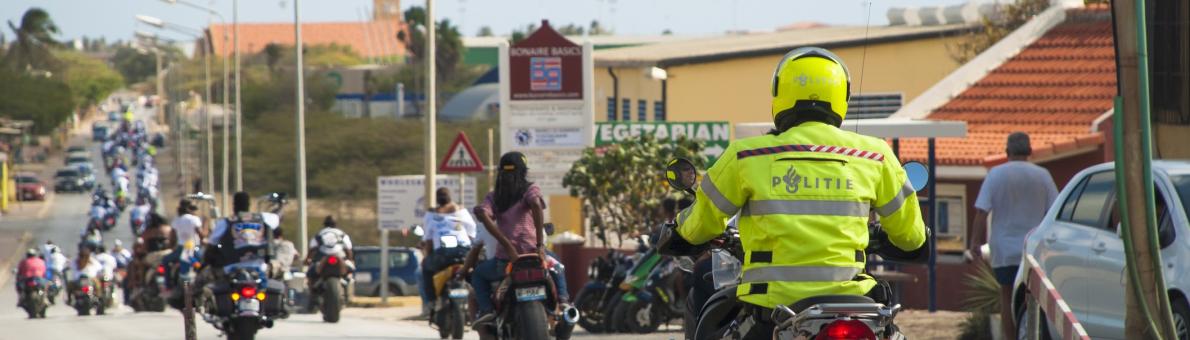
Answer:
[{"left": 1012, "top": 161, "right": 1190, "bottom": 339}]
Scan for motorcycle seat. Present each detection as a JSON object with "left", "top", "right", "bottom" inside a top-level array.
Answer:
[{"left": 789, "top": 295, "right": 875, "bottom": 313}]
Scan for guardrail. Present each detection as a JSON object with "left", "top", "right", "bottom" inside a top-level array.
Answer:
[{"left": 1023, "top": 254, "right": 1090, "bottom": 340}]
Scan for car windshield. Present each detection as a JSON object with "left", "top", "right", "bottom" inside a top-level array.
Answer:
[
  {"left": 15, "top": 176, "right": 37, "bottom": 183},
  {"left": 56, "top": 170, "right": 79, "bottom": 178},
  {"left": 1172, "top": 175, "right": 1190, "bottom": 221}
]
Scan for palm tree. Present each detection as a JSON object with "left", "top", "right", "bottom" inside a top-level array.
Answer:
[{"left": 2, "top": 7, "right": 61, "bottom": 72}]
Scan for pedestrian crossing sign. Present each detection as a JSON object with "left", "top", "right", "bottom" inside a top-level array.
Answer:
[{"left": 439, "top": 132, "right": 485, "bottom": 173}]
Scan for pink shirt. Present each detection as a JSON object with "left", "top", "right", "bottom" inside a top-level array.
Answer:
[
  {"left": 18, "top": 257, "right": 46, "bottom": 279},
  {"left": 477, "top": 184, "right": 545, "bottom": 260}
]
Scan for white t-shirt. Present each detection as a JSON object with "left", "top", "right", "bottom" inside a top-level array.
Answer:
[
  {"left": 70, "top": 257, "right": 103, "bottom": 281},
  {"left": 94, "top": 252, "right": 117, "bottom": 280},
  {"left": 475, "top": 224, "right": 499, "bottom": 259},
  {"left": 172, "top": 214, "right": 204, "bottom": 246},
  {"left": 310, "top": 228, "right": 353, "bottom": 258},
  {"left": 975, "top": 161, "right": 1059, "bottom": 268},
  {"left": 422, "top": 209, "right": 477, "bottom": 250}
]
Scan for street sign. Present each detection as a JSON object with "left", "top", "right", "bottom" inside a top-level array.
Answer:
[
  {"left": 439, "top": 132, "right": 485, "bottom": 173},
  {"left": 499, "top": 20, "right": 594, "bottom": 196},
  {"left": 376, "top": 175, "right": 476, "bottom": 230},
  {"left": 595, "top": 121, "right": 731, "bottom": 164}
]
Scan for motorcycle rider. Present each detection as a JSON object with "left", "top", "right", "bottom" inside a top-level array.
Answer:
[
  {"left": 421, "top": 187, "right": 476, "bottom": 303},
  {"left": 67, "top": 248, "right": 103, "bottom": 305},
  {"left": 665, "top": 47, "right": 927, "bottom": 337},
  {"left": 471, "top": 152, "right": 551, "bottom": 326},
  {"left": 130, "top": 196, "right": 152, "bottom": 234},
  {"left": 15, "top": 249, "right": 46, "bottom": 298},
  {"left": 269, "top": 227, "right": 299, "bottom": 280},
  {"left": 171, "top": 199, "right": 206, "bottom": 248},
  {"left": 204, "top": 191, "right": 280, "bottom": 277},
  {"left": 302, "top": 216, "right": 354, "bottom": 284}
]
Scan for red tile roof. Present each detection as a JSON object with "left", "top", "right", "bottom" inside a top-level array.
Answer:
[
  {"left": 206, "top": 20, "right": 408, "bottom": 58},
  {"left": 899, "top": 7, "right": 1115, "bottom": 166}
]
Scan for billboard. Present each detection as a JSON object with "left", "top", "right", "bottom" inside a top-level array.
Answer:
[{"left": 376, "top": 175, "right": 477, "bottom": 230}]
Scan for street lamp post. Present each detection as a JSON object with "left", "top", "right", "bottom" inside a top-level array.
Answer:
[
  {"left": 425, "top": 0, "right": 437, "bottom": 217},
  {"left": 234, "top": 0, "right": 243, "bottom": 193}
]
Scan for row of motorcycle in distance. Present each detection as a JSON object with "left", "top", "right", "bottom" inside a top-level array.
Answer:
[{"left": 574, "top": 235, "right": 685, "bottom": 335}]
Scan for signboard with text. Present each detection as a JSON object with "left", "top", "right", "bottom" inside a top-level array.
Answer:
[
  {"left": 595, "top": 122, "right": 732, "bottom": 163},
  {"left": 499, "top": 20, "right": 594, "bottom": 196},
  {"left": 376, "top": 175, "right": 476, "bottom": 230}
]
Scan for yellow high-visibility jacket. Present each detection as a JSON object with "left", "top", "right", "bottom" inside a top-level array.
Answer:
[{"left": 677, "top": 121, "right": 926, "bottom": 309}]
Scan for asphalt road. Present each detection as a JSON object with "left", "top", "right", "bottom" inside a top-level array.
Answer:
[{"left": 0, "top": 98, "right": 682, "bottom": 340}]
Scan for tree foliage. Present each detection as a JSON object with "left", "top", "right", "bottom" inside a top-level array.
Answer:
[
  {"left": 110, "top": 45, "right": 176, "bottom": 84},
  {"left": 54, "top": 49, "right": 124, "bottom": 108},
  {"left": 2, "top": 7, "right": 60, "bottom": 72},
  {"left": 948, "top": 0, "right": 1049, "bottom": 63},
  {"left": 402, "top": 6, "right": 466, "bottom": 81},
  {"left": 0, "top": 68, "right": 75, "bottom": 134},
  {"left": 563, "top": 135, "right": 704, "bottom": 247}
]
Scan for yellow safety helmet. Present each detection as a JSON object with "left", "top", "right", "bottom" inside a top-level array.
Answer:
[{"left": 770, "top": 47, "right": 851, "bottom": 125}]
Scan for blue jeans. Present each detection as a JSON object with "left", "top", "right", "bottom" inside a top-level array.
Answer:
[
  {"left": 417, "top": 256, "right": 432, "bottom": 306},
  {"left": 472, "top": 258, "right": 508, "bottom": 314}
]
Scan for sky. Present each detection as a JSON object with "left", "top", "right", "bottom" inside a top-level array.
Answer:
[{"left": 2, "top": 0, "right": 970, "bottom": 44}]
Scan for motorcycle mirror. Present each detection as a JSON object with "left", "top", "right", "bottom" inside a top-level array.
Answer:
[
  {"left": 903, "top": 161, "right": 930, "bottom": 192},
  {"left": 665, "top": 158, "right": 699, "bottom": 193}
]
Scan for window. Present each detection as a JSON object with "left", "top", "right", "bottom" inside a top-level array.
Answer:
[
  {"left": 622, "top": 99, "right": 631, "bottom": 121},
  {"left": 607, "top": 97, "right": 617, "bottom": 121},
  {"left": 1148, "top": 0, "right": 1189, "bottom": 125},
  {"left": 654, "top": 101, "right": 666, "bottom": 121},
  {"left": 1173, "top": 175, "right": 1190, "bottom": 223},
  {"left": 638, "top": 100, "right": 647, "bottom": 121},
  {"left": 1064, "top": 171, "right": 1116, "bottom": 228},
  {"left": 847, "top": 93, "right": 903, "bottom": 119},
  {"left": 1107, "top": 183, "right": 1175, "bottom": 247},
  {"left": 1057, "top": 176, "right": 1090, "bottom": 221}
]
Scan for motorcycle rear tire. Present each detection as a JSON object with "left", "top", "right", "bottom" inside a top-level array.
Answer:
[
  {"left": 574, "top": 286, "right": 608, "bottom": 333},
  {"left": 513, "top": 301, "right": 550, "bottom": 340},
  {"left": 321, "top": 281, "right": 342, "bottom": 323},
  {"left": 77, "top": 300, "right": 91, "bottom": 316},
  {"left": 449, "top": 302, "right": 465, "bottom": 339},
  {"left": 608, "top": 294, "right": 632, "bottom": 333},
  {"left": 227, "top": 318, "right": 259, "bottom": 340},
  {"left": 97, "top": 299, "right": 106, "bottom": 315}
]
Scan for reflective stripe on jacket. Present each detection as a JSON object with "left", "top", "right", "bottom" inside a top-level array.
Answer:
[{"left": 676, "top": 121, "right": 926, "bottom": 309}]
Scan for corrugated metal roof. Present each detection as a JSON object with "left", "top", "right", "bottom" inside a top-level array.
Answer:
[{"left": 593, "top": 24, "right": 973, "bottom": 68}]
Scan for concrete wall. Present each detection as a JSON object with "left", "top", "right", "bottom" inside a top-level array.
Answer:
[{"left": 1156, "top": 123, "right": 1190, "bottom": 159}]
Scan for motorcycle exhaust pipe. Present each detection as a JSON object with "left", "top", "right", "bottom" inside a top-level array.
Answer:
[{"left": 561, "top": 305, "right": 581, "bottom": 324}]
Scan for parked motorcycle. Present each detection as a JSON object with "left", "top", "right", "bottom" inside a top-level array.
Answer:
[
  {"left": 615, "top": 254, "right": 684, "bottom": 334},
  {"left": 18, "top": 277, "right": 49, "bottom": 318},
  {"left": 476, "top": 254, "right": 579, "bottom": 340},
  {"left": 308, "top": 254, "right": 350, "bottom": 323},
  {"left": 573, "top": 250, "right": 633, "bottom": 333},
  {"left": 430, "top": 263, "right": 469, "bottom": 339},
  {"left": 72, "top": 275, "right": 102, "bottom": 316},
  {"left": 657, "top": 158, "right": 933, "bottom": 340}
]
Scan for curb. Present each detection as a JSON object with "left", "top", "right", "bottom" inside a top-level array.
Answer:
[
  {"left": 347, "top": 296, "right": 422, "bottom": 308},
  {"left": 0, "top": 231, "right": 33, "bottom": 286}
]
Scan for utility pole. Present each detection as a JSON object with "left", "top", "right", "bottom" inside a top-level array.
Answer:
[
  {"left": 234, "top": 0, "right": 243, "bottom": 192},
  {"left": 295, "top": 0, "right": 310, "bottom": 256},
  {"left": 204, "top": 30, "right": 214, "bottom": 196},
  {"left": 1111, "top": 0, "right": 1176, "bottom": 338},
  {"left": 222, "top": 28, "right": 230, "bottom": 214},
  {"left": 424, "top": 0, "right": 437, "bottom": 213}
]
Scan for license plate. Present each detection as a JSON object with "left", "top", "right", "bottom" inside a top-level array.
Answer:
[
  {"left": 354, "top": 272, "right": 372, "bottom": 282},
  {"left": 155, "top": 276, "right": 165, "bottom": 285},
  {"left": 448, "top": 288, "right": 469, "bottom": 298},
  {"left": 238, "top": 298, "right": 260, "bottom": 312},
  {"left": 515, "top": 286, "right": 546, "bottom": 302}
]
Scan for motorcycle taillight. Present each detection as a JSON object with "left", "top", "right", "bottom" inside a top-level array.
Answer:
[
  {"left": 816, "top": 319, "right": 876, "bottom": 340},
  {"left": 81, "top": 285, "right": 92, "bottom": 294},
  {"left": 512, "top": 268, "right": 545, "bottom": 283},
  {"left": 240, "top": 286, "right": 257, "bottom": 298},
  {"left": 25, "top": 280, "right": 36, "bottom": 287},
  {"left": 327, "top": 256, "right": 339, "bottom": 265},
  {"left": 156, "top": 265, "right": 166, "bottom": 274}
]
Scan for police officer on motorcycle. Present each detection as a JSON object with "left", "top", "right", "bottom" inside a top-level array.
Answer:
[{"left": 663, "top": 47, "right": 928, "bottom": 338}]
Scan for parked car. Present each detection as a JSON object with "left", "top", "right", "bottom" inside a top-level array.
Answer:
[
  {"left": 352, "top": 246, "right": 421, "bottom": 297},
  {"left": 67, "top": 151, "right": 89, "bottom": 161},
  {"left": 14, "top": 173, "right": 47, "bottom": 201},
  {"left": 92, "top": 124, "right": 108, "bottom": 142},
  {"left": 66, "top": 146, "right": 88, "bottom": 154},
  {"left": 1013, "top": 161, "right": 1190, "bottom": 340},
  {"left": 65, "top": 155, "right": 90, "bottom": 166},
  {"left": 54, "top": 168, "right": 86, "bottom": 193}
]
